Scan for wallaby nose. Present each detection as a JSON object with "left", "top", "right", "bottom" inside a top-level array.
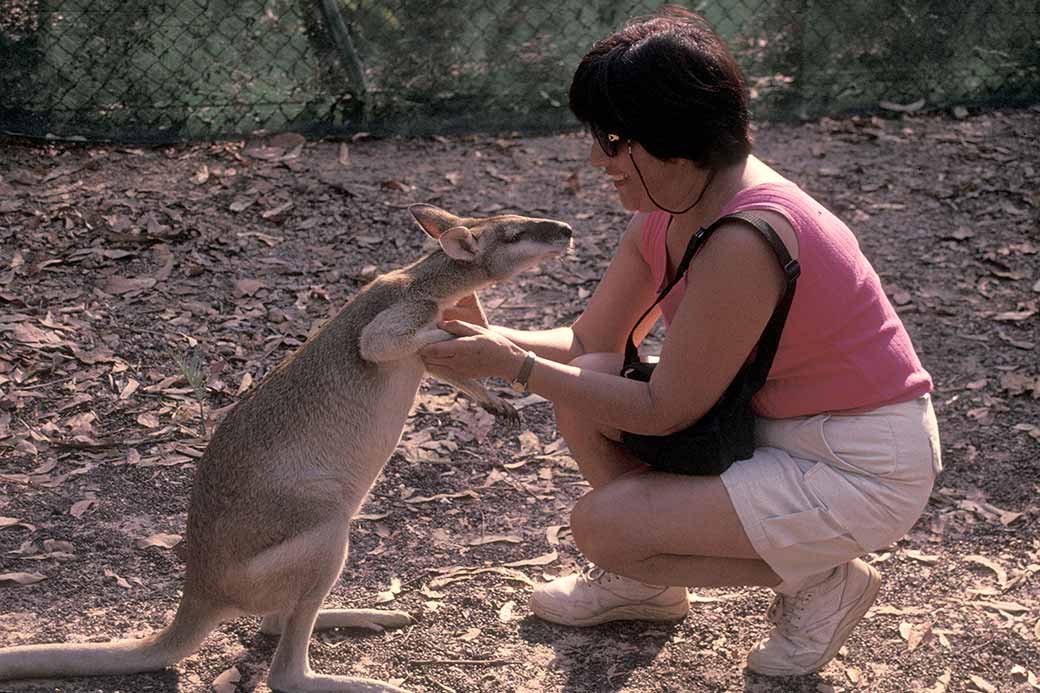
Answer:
[{"left": 542, "top": 220, "right": 573, "bottom": 238}]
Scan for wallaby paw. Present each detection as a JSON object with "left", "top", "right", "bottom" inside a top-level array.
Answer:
[{"left": 483, "top": 398, "right": 520, "bottom": 427}]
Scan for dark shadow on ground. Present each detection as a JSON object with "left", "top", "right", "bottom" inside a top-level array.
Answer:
[{"left": 518, "top": 615, "right": 680, "bottom": 692}]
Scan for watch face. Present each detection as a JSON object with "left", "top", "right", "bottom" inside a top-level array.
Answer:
[{"left": 510, "top": 381, "right": 526, "bottom": 393}]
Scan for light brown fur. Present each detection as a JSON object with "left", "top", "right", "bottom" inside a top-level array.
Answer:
[{"left": 0, "top": 204, "right": 572, "bottom": 692}]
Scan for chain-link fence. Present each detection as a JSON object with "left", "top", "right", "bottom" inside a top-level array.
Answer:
[{"left": 2, "top": 0, "right": 1038, "bottom": 143}]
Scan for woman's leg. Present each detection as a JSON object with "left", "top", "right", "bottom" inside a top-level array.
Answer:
[
  {"left": 553, "top": 352, "right": 780, "bottom": 587},
  {"left": 570, "top": 472, "right": 781, "bottom": 588},
  {"left": 552, "top": 352, "right": 645, "bottom": 489}
]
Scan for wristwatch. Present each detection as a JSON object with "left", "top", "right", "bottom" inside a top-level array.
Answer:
[{"left": 509, "top": 351, "right": 537, "bottom": 393}]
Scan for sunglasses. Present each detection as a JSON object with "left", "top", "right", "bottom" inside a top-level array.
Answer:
[{"left": 592, "top": 128, "right": 626, "bottom": 157}]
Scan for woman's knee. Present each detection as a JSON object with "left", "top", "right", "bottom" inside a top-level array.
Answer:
[
  {"left": 570, "top": 492, "right": 614, "bottom": 566},
  {"left": 570, "top": 477, "right": 647, "bottom": 567}
]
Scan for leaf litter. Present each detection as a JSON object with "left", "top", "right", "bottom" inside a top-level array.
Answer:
[{"left": 0, "top": 110, "right": 1038, "bottom": 692}]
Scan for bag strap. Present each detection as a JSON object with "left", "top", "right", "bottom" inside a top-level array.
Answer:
[{"left": 623, "top": 212, "right": 801, "bottom": 389}]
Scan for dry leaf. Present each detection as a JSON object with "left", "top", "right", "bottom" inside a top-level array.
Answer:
[
  {"left": 459, "top": 627, "right": 481, "bottom": 642},
  {"left": 374, "top": 576, "right": 402, "bottom": 604},
  {"left": 871, "top": 605, "right": 931, "bottom": 617},
  {"left": 921, "top": 670, "right": 952, "bottom": 693},
  {"left": 968, "top": 674, "right": 998, "bottom": 693},
  {"left": 503, "top": 550, "right": 558, "bottom": 568},
  {"left": 898, "top": 621, "right": 934, "bottom": 652},
  {"left": 517, "top": 431, "right": 540, "bottom": 455},
  {"left": 261, "top": 201, "right": 294, "bottom": 220},
  {"left": 466, "top": 534, "right": 522, "bottom": 547},
  {"left": 973, "top": 599, "right": 1030, "bottom": 613},
  {"left": 427, "top": 566, "right": 533, "bottom": 590},
  {"left": 1011, "top": 665, "right": 1040, "bottom": 688},
  {"left": 497, "top": 600, "right": 516, "bottom": 623},
  {"left": 42, "top": 539, "right": 74, "bottom": 555},
  {"left": 545, "top": 524, "right": 565, "bottom": 546},
  {"left": 964, "top": 555, "right": 1009, "bottom": 586},
  {"left": 381, "top": 179, "right": 413, "bottom": 192},
  {"left": 404, "top": 490, "right": 479, "bottom": 504},
  {"left": 136, "top": 412, "right": 160, "bottom": 428},
  {"left": 136, "top": 533, "right": 182, "bottom": 550},
  {"left": 903, "top": 549, "right": 941, "bottom": 563},
  {"left": 0, "top": 516, "right": 35, "bottom": 532},
  {"left": 119, "top": 378, "right": 140, "bottom": 400},
  {"left": 236, "top": 372, "right": 254, "bottom": 396},
  {"left": 104, "top": 276, "right": 157, "bottom": 295},
  {"left": 0, "top": 572, "right": 47, "bottom": 586},
  {"left": 12, "top": 322, "right": 64, "bottom": 346},
  {"left": 212, "top": 665, "right": 241, "bottom": 693},
  {"left": 993, "top": 308, "right": 1037, "bottom": 321},
  {"left": 234, "top": 278, "right": 265, "bottom": 297},
  {"left": 69, "top": 499, "right": 97, "bottom": 518},
  {"left": 191, "top": 164, "right": 210, "bottom": 185},
  {"left": 1014, "top": 423, "right": 1040, "bottom": 441},
  {"left": 688, "top": 594, "right": 723, "bottom": 604},
  {"left": 103, "top": 569, "right": 132, "bottom": 589}
]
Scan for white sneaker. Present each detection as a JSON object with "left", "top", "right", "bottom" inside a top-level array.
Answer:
[
  {"left": 530, "top": 565, "right": 689, "bottom": 627},
  {"left": 746, "top": 559, "right": 882, "bottom": 676}
]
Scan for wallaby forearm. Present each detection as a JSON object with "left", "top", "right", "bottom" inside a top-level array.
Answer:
[{"left": 489, "top": 325, "right": 585, "bottom": 365}]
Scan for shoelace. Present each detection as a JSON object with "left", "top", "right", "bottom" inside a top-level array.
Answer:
[
  {"left": 580, "top": 564, "right": 609, "bottom": 584},
  {"left": 769, "top": 587, "right": 818, "bottom": 634}
]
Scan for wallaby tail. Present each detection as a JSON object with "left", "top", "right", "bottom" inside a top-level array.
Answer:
[{"left": 0, "top": 592, "right": 230, "bottom": 681}]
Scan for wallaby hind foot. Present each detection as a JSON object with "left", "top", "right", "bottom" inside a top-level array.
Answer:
[
  {"left": 265, "top": 598, "right": 411, "bottom": 692},
  {"left": 260, "top": 609, "right": 413, "bottom": 636}
]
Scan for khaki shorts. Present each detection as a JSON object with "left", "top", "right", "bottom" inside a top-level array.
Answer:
[{"left": 721, "top": 395, "right": 942, "bottom": 585}]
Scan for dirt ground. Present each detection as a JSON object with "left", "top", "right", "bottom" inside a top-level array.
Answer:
[{"left": 0, "top": 106, "right": 1038, "bottom": 693}]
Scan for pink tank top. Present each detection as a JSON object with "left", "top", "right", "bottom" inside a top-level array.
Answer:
[{"left": 639, "top": 182, "right": 933, "bottom": 418}]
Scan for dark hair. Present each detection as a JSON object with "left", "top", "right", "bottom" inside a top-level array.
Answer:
[{"left": 569, "top": 6, "right": 752, "bottom": 170}]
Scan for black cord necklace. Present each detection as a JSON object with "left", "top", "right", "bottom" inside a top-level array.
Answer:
[{"left": 628, "top": 141, "right": 715, "bottom": 215}]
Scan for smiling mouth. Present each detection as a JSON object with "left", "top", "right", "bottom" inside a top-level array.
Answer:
[{"left": 608, "top": 173, "right": 629, "bottom": 185}]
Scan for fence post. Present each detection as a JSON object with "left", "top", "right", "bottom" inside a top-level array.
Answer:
[{"left": 318, "top": 0, "right": 369, "bottom": 126}]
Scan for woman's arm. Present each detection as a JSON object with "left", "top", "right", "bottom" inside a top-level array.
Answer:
[
  {"left": 430, "top": 218, "right": 786, "bottom": 436},
  {"left": 527, "top": 221, "right": 786, "bottom": 435}
]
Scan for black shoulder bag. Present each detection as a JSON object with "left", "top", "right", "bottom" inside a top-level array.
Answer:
[{"left": 619, "top": 211, "right": 801, "bottom": 476}]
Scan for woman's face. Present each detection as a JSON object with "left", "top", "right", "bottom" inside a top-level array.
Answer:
[{"left": 590, "top": 138, "right": 702, "bottom": 214}]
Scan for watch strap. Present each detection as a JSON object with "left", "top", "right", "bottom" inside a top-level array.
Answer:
[{"left": 510, "top": 351, "right": 536, "bottom": 392}]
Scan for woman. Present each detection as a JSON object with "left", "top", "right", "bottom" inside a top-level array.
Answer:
[{"left": 421, "top": 6, "right": 941, "bottom": 677}]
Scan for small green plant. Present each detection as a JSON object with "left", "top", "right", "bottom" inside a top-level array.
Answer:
[{"left": 168, "top": 347, "right": 209, "bottom": 439}]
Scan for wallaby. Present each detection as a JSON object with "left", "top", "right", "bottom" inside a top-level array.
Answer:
[{"left": 0, "top": 204, "right": 573, "bottom": 692}]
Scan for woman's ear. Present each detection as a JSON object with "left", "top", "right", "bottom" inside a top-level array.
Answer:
[{"left": 439, "top": 226, "right": 479, "bottom": 261}]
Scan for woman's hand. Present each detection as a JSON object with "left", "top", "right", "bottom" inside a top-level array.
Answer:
[
  {"left": 441, "top": 293, "right": 488, "bottom": 328},
  {"left": 421, "top": 320, "right": 527, "bottom": 382}
]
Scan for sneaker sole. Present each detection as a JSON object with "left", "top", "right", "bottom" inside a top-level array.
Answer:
[
  {"left": 747, "top": 562, "right": 882, "bottom": 677},
  {"left": 530, "top": 596, "right": 689, "bottom": 627}
]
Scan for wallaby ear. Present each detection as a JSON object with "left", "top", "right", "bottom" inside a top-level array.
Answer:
[
  {"left": 409, "top": 203, "right": 464, "bottom": 239},
  {"left": 439, "top": 226, "right": 479, "bottom": 261}
]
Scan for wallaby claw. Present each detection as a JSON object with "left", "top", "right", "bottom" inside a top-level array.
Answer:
[{"left": 482, "top": 397, "right": 520, "bottom": 428}]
